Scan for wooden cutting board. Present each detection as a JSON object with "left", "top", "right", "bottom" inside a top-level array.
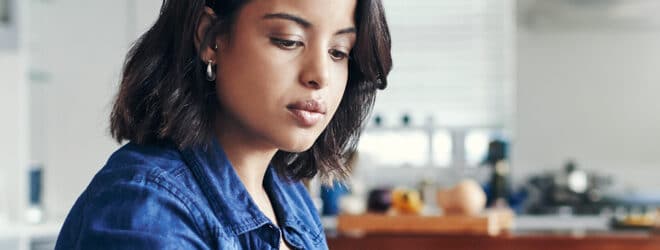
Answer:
[{"left": 337, "top": 210, "right": 514, "bottom": 236}]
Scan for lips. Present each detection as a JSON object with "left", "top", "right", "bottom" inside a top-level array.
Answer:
[{"left": 286, "top": 100, "right": 327, "bottom": 127}]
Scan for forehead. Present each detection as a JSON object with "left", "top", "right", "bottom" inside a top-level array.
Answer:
[{"left": 240, "top": 0, "right": 357, "bottom": 29}]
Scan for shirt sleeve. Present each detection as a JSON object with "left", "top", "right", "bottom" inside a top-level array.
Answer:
[{"left": 55, "top": 173, "right": 211, "bottom": 250}]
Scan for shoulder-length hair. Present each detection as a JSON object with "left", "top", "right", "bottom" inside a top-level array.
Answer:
[{"left": 110, "top": 0, "right": 392, "bottom": 182}]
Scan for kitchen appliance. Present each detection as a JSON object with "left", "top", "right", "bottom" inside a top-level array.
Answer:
[{"left": 524, "top": 160, "right": 614, "bottom": 215}]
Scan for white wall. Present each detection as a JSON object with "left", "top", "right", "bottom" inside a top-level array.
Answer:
[
  {"left": 0, "top": 51, "right": 28, "bottom": 223},
  {"left": 0, "top": 0, "right": 28, "bottom": 224},
  {"left": 514, "top": 28, "right": 660, "bottom": 192},
  {"left": 28, "top": 0, "right": 162, "bottom": 220}
]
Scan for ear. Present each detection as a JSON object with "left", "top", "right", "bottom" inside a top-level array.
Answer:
[{"left": 194, "top": 7, "right": 219, "bottom": 62}]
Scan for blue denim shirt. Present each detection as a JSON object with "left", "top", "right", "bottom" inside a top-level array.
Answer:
[{"left": 55, "top": 139, "right": 327, "bottom": 249}]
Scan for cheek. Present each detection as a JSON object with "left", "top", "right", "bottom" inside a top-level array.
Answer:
[
  {"left": 328, "top": 66, "right": 350, "bottom": 111},
  {"left": 216, "top": 43, "right": 284, "bottom": 101}
]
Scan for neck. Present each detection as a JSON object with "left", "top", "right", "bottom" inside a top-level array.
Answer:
[{"left": 215, "top": 112, "right": 278, "bottom": 194}]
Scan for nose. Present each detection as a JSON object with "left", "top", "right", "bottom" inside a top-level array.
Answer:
[{"left": 299, "top": 48, "right": 330, "bottom": 90}]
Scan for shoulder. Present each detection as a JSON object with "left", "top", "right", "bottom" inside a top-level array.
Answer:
[
  {"left": 56, "top": 142, "right": 218, "bottom": 249},
  {"left": 86, "top": 142, "right": 210, "bottom": 222},
  {"left": 103, "top": 142, "right": 187, "bottom": 176},
  {"left": 87, "top": 142, "right": 203, "bottom": 196}
]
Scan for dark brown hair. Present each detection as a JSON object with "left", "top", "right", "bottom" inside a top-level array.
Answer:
[{"left": 110, "top": 0, "right": 392, "bottom": 181}]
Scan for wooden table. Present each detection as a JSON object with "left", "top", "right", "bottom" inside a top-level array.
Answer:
[{"left": 327, "top": 232, "right": 660, "bottom": 250}]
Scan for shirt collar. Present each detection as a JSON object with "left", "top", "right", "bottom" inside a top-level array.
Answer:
[{"left": 180, "top": 138, "right": 315, "bottom": 236}]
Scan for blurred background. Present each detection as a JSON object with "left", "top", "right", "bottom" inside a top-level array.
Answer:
[{"left": 1, "top": 0, "right": 659, "bottom": 249}]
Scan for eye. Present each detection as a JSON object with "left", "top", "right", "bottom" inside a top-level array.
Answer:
[
  {"left": 270, "top": 37, "right": 303, "bottom": 50},
  {"left": 329, "top": 49, "right": 350, "bottom": 61}
]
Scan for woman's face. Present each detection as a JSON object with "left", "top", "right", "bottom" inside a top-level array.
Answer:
[{"left": 213, "top": 0, "right": 357, "bottom": 152}]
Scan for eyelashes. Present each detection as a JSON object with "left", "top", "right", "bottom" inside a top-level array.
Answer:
[
  {"left": 270, "top": 37, "right": 304, "bottom": 50},
  {"left": 328, "top": 49, "right": 349, "bottom": 61},
  {"left": 269, "top": 37, "right": 351, "bottom": 61}
]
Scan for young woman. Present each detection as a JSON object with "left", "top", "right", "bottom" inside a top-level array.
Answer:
[{"left": 55, "top": 0, "right": 391, "bottom": 249}]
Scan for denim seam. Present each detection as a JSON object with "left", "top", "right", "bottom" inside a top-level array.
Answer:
[
  {"left": 299, "top": 218, "right": 324, "bottom": 245},
  {"left": 181, "top": 150, "right": 235, "bottom": 238},
  {"left": 231, "top": 217, "right": 271, "bottom": 235},
  {"left": 170, "top": 163, "right": 188, "bottom": 178},
  {"left": 144, "top": 167, "right": 214, "bottom": 243}
]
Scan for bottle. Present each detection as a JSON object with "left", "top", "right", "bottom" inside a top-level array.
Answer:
[
  {"left": 484, "top": 139, "right": 510, "bottom": 208},
  {"left": 26, "top": 162, "right": 44, "bottom": 224},
  {"left": 491, "top": 160, "right": 510, "bottom": 208}
]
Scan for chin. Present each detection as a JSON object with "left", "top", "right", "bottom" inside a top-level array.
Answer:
[
  {"left": 276, "top": 132, "right": 321, "bottom": 153},
  {"left": 280, "top": 141, "right": 315, "bottom": 153}
]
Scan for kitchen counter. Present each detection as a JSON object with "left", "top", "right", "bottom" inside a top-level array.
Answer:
[
  {"left": 325, "top": 215, "right": 660, "bottom": 250},
  {"left": 327, "top": 231, "right": 660, "bottom": 250}
]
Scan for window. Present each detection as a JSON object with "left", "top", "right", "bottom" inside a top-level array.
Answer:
[
  {"left": 376, "top": 0, "right": 515, "bottom": 127},
  {"left": 432, "top": 130, "right": 453, "bottom": 166},
  {"left": 354, "top": 0, "right": 515, "bottom": 170},
  {"left": 464, "top": 129, "right": 493, "bottom": 166},
  {"left": 357, "top": 129, "right": 429, "bottom": 167}
]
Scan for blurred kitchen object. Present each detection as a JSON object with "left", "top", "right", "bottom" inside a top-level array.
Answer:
[
  {"left": 320, "top": 181, "right": 349, "bottom": 216},
  {"left": 26, "top": 162, "right": 44, "bottom": 224},
  {"left": 417, "top": 178, "right": 439, "bottom": 215},
  {"left": 437, "top": 179, "right": 487, "bottom": 216},
  {"left": 366, "top": 188, "right": 392, "bottom": 213},
  {"left": 524, "top": 160, "right": 615, "bottom": 215},
  {"left": 391, "top": 188, "right": 423, "bottom": 215},
  {"left": 484, "top": 139, "right": 511, "bottom": 207},
  {"left": 337, "top": 151, "right": 369, "bottom": 215},
  {"left": 610, "top": 206, "right": 657, "bottom": 231},
  {"left": 339, "top": 195, "right": 366, "bottom": 215},
  {"left": 606, "top": 193, "right": 660, "bottom": 232},
  {"left": 655, "top": 208, "right": 660, "bottom": 233}
]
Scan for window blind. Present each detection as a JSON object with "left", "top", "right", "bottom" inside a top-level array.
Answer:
[{"left": 374, "top": 0, "right": 515, "bottom": 128}]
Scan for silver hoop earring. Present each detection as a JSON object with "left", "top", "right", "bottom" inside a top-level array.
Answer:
[{"left": 206, "top": 60, "right": 216, "bottom": 82}]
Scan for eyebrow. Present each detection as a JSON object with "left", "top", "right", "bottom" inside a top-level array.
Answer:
[
  {"left": 336, "top": 27, "right": 357, "bottom": 36},
  {"left": 262, "top": 12, "right": 356, "bottom": 35}
]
